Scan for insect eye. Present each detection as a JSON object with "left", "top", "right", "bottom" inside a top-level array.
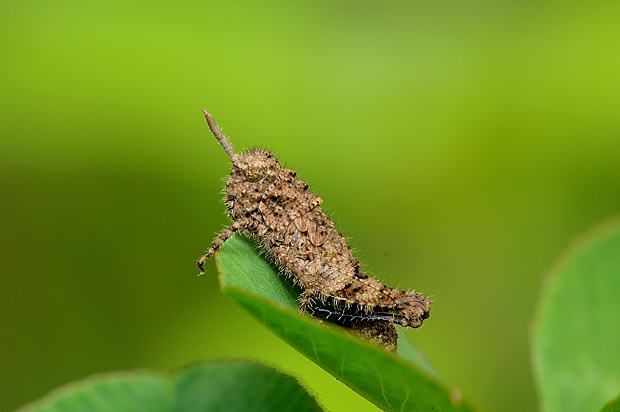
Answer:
[{"left": 246, "top": 167, "right": 266, "bottom": 182}]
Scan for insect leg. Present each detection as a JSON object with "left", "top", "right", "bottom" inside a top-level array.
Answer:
[
  {"left": 298, "top": 290, "right": 316, "bottom": 314},
  {"left": 349, "top": 321, "right": 398, "bottom": 351},
  {"left": 197, "top": 220, "right": 246, "bottom": 271}
]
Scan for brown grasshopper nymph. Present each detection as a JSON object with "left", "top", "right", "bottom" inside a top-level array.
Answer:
[{"left": 197, "top": 109, "right": 431, "bottom": 349}]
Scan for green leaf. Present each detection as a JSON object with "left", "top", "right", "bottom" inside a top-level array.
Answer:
[
  {"left": 216, "top": 234, "right": 476, "bottom": 412},
  {"left": 532, "top": 219, "right": 620, "bottom": 412},
  {"left": 600, "top": 394, "right": 620, "bottom": 412},
  {"left": 18, "top": 360, "right": 323, "bottom": 412}
]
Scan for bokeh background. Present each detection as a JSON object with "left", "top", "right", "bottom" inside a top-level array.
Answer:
[{"left": 2, "top": 1, "right": 619, "bottom": 411}]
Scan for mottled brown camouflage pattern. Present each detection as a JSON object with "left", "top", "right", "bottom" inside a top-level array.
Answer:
[{"left": 197, "top": 110, "right": 430, "bottom": 350}]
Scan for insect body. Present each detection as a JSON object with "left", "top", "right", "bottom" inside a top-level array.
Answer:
[{"left": 197, "top": 110, "right": 431, "bottom": 348}]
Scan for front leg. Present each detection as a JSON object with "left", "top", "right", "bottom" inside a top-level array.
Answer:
[{"left": 197, "top": 220, "right": 246, "bottom": 271}]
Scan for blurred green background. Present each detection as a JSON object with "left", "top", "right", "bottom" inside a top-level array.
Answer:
[{"left": 1, "top": 1, "right": 619, "bottom": 411}]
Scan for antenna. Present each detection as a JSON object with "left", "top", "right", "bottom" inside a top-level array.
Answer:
[{"left": 202, "top": 109, "right": 235, "bottom": 159}]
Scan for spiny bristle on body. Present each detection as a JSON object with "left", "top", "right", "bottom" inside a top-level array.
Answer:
[{"left": 196, "top": 109, "right": 431, "bottom": 349}]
